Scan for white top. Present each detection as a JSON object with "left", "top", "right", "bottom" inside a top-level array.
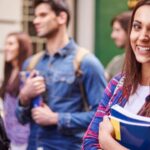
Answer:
[{"left": 124, "top": 84, "right": 149, "bottom": 114}]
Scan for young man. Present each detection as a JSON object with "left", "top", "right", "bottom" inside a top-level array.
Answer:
[
  {"left": 105, "top": 11, "right": 132, "bottom": 81},
  {"left": 16, "top": 0, "right": 106, "bottom": 150}
]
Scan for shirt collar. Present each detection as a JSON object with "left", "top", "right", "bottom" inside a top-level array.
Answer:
[
  {"left": 57, "top": 38, "right": 77, "bottom": 57},
  {"left": 43, "top": 38, "right": 77, "bottom": 58}
]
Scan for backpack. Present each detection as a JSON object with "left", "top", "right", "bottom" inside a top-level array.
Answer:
[
  {"left": 0, "top": 115, "right": 10, "bottom": 150},
  {"left": 26, "top": 47, "right": 90, "bottom": 111}
]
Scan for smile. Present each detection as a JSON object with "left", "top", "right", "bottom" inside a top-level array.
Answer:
[{"left": 137, "top": 46, "right": 150, "bottom": 51}]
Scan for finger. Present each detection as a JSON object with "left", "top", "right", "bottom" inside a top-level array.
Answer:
[
  {"left": 34, "top": 82, "right": 45, "bottom": 88},
  {"left": 41, "top": 102, "right": 47, "bottom": 107},
  {"left": 103, "top": 115, "right": 109, "bottom": 122},
  {"left": 35, "top": 87, "right": 46, "bottom": 95},
  {"left": 33, "top": 81, "right": 45, "bottom": 87},
  {"left": 99, "top": 120, "right": 104, "bottom": 128},
  {"left": 42, "top": 103, "right": 50, "bottom": 110},
  {"left": 31, "top": 108, "right": 37, "bottom": 116},
  {"left": 32, "top": 114, "right": 40, "bottom": 124},
  {"left": 32, "top": 107, "right": 41, "bottom": 115},
  {"left": 33, "top": 76, "right": 45, "bottom": 82},
  {"left": 99, "top": 121, "right": 102, "bottom": 127},
  {"left": 41, "top": 101, "right": 45, "bottom": 107},
  {"left": 29, "top": 70, "right": 38, "bottom": 78}
]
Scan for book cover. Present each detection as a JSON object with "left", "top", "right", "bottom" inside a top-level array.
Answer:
[
  {"left": 111, "top": 104, "right": 150, "bottom": 124},
  {"left": 110, "top": 104, "right": 150, "bottom": 150}
]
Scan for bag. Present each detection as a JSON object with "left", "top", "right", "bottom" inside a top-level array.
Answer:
[{"left": 0, "top": 115, "right": 10, "bottom": 150}]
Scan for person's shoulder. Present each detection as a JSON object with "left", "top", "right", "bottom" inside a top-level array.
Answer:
[
  {"left": 111, "top": 73, "right": 124, "bottom": 81},
  {"left": 102, "top": 74, "right": 124, "bottom": 100},
  {"left": 82, "top": 52, "right": 105, "bottom": 74},
  {"left": 109, "top": 53, "right": 125, "bottom": 65},
  {"left": 80, "top": 49, "right": 102, "bottom": 66},
  {"left": 109, "top": 73, "right": 124, "bottom": 87}
]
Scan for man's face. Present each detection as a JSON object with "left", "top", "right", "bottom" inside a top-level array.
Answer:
[{"left": 33, "top": 3, "right": 59, "bottom": 38}]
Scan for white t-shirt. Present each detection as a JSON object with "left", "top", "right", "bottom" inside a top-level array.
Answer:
[{"left": 124, "top": 84, "right": 149, "bottom": 114}]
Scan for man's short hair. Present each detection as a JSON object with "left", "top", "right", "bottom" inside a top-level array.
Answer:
[{"left": 33, "top": 0, "right": 70, "bottom": 26}]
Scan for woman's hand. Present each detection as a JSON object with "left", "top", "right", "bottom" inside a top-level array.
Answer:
[
  {"left": 99, "top": 116, "right": 128, "bottom": 150},
  {"left": 99, "top": 116, "right": 114, "bottom": 147}
]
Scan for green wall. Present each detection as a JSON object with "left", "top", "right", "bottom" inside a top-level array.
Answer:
[{"left": 95, "top": 0, "right": 128, "bottom": 67}]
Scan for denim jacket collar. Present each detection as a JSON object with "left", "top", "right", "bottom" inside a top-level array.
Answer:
[{"left": 43, "top": 38, "right": 78, "bottom": 58}]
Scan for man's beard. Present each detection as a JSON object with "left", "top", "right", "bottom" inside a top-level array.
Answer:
[{"left": 38, "top": 27, "right": 59, "bottom": 39}]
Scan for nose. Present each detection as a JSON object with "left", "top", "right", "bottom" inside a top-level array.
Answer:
[
  {"left": 33, "top": 17, "right": 39, "bottom": 25},
  {"left": 139, "top": 29, "right": 150, "bottom": 42},
  {"left": 111, "top": 31, "right": 116, "bottom": 39},
  {"left": 111, "top": 32, "right": 113, "bottom": 39}
]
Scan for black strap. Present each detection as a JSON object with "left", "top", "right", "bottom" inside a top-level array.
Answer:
[
  {"left": 0, "top": 115, "right": 10, "bottom": 150},
  {"left": 78, "top": 76, "right": 89, "bottom": 111}
]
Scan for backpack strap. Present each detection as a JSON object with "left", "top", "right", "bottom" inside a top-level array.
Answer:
[
  {"left": 26, "top": 51, "right": 45, "bottom": 71},
  {"left": 27, "top": 47, "right": 89, "bottom": 72},
  {"left": 74, "top": 47, "right": 90, "bottom": 111},
  {"left": 73, "top": 47, "right": 90, "bottom": 77}
]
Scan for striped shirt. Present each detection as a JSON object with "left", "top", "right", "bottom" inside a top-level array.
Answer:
[{"left": 82, "top": 74, "right": 129, "bottom": 149}]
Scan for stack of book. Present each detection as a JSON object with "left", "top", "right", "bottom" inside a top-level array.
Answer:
[{"left": 110, "top": 104, "right": 150, "bottom": 150}]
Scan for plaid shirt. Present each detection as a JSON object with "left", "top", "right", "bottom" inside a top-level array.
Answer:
[{"left": 82, "top": 74, "right": 129, "bottom": 150}]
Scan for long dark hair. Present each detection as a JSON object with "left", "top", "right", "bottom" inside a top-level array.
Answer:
[
  {"left": 0, "top": 32, "right": 32, "bottom": 98},
  {"left": 122, "top": 0, "right": 150, "bottom": 94}
]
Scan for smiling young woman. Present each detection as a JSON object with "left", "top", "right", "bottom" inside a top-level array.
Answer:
[{"left": 82, "top": 0, "right": 150, "bottom": 149}]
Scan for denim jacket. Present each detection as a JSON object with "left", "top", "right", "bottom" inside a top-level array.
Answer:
[{"left": 16, "top": 39, "right": 107, "bottom": 150}]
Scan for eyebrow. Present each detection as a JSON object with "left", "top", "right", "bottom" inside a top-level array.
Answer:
[{"left": 133, "top": 20, "right": 141, "bottom": 24}]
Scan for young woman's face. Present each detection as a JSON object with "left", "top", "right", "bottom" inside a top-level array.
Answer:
[
  {"left": 4, "top": 35, "right": 19, "bottom": 63},
  {"left": 111, "top": 21, "right": 127, "bottom": 49},
  {"left": 130, "top": 5, "right": 150, "bottom": 65}
]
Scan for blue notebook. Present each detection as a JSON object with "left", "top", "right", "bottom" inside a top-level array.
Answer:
[{"left": 110, "top": 104, "right": 150, "bottom": 150}]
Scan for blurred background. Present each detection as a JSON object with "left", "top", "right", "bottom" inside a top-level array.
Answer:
[{"left": 0, "top": 0, "right": 138, "bottom": 81}]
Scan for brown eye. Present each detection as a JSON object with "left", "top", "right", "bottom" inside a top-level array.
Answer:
[{"left": 132, "top": 23, "right": 141, "bottom": 31}]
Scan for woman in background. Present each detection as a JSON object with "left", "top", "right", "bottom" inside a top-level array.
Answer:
[
  {"left": 83, "top": 0, "right": 150, "bottom": 149},
  {"left": 0, "top": 32, "right": 32, "bottom": 150}
]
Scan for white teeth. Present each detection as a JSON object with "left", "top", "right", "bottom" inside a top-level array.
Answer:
[{"left": 138, "top": 46, "right": 150, "bottom": 51}]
